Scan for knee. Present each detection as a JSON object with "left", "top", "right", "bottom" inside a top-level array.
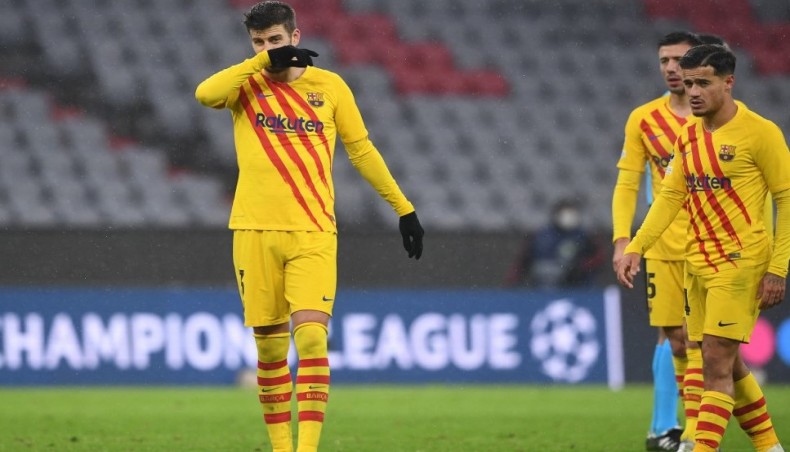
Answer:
[{"left": 294, "top": 322, "right": 328, "bottom": 358}]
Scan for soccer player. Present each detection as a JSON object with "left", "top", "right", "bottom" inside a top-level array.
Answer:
[
  {"left": 195, "top": 2, "right": 424, "bottom": 451},
  {"left": 617, "top": 44, "right": 789, "bottom": 452},
  {"left": 612, "top": 31, "right": 701, "bottom": 451}
]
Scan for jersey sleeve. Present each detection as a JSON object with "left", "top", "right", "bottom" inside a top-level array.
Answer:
[
  {"left": 345, "top": 139, "right": 414, "bottom": 216},
  {"left": 195, "top": 51, "right": 271, "bottom": 109},
  {"left": 617, "top": 108, "right": 648, "bottom": 172},
  {"left": 754, "top": 123, "right": 790, "bottom": 194},
  {"left": 612, "top": 169, "right": 641, "bottom": 242},
  {"left": 333, "top": 75, "right": 368, "bottom": 145},
  {"left": 624, "top": 184, "right": 688, "bottom": 256}
]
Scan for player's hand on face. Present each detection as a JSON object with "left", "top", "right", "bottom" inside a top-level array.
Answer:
[
  {"left": 267, "top": 45, "right": 319, "bottom": 68},
  {"left": 757, "top": 272, "right": 786, "bottom": 310},
  {"left": 616, "top": 253, "right": 641, "bottom": 289},
  {"left": 612, "top": 238, "right": 630, "bottom": 273}
]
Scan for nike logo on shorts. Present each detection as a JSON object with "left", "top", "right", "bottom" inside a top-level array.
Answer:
[{"left": 718, "top": 321, "right": 737, "bottom": 327}]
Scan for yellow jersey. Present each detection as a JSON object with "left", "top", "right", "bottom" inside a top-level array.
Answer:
[
  {"left": 196, "top": 51, "right": 414, "bottom": 232},
  {"left": 614, "top": 96, "right": 690, "bottom": 260},
  {"left": 627, "top": 104, "right": 790, "bottom": 276}
]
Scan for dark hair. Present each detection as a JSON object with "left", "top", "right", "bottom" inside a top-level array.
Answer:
[
  {"left": 697, "top": 33, "right": 726, "bottom": 47},
  {"left": 243, "top": 1, "right": 296, "bottom": 33},
  {"left": 679, "top": 44, "right": 736, "bottom": 76},
  {"left": 657, "top": 31, "right": 702, "bottom": 49}
]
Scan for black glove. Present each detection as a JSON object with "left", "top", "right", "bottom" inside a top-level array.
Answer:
[
  {"left": 267, "top": 45, "right": 319, "bottom": 68},
  {"left": 399, "top": 212, "right": 424, "bottom": 260}
]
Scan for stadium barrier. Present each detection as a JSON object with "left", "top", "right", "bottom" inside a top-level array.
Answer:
[{"left": 0, "top": 287, "right": 623, "bottom": 386}]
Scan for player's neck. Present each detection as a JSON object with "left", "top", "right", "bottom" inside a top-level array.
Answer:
[
  {"left": 703, "top": 99, "right": 738, "bottom": 133},
  {"left": 668, "top": 92, "right": 692, "bottom": 118}
]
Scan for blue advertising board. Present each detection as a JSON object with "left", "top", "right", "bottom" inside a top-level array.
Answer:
[{"left": 0, "top": 287, "right": 623, "bottom": 386}]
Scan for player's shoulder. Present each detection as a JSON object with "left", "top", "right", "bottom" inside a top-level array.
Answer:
[
  {"left": 630, "top": 96, "right": 667, "bottom": 116},
  {"left": 738, "top": 103, "right": 780, "bottom": 131}
]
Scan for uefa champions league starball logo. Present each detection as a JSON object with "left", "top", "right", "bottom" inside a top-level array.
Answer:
[{"left": 530, "top": 299, "right": 600, "bottom": 383}]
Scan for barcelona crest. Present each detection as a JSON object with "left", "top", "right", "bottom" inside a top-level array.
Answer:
[
  {"left": 307, "top": 92, "right": 324, "bottom": 107},
  {"left": 719, "top": 144, "right": 736, "bottom": 162}
]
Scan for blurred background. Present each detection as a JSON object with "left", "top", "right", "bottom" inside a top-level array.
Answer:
[{"left": 1, "top": 0, "right": 790, "bottom": 386}]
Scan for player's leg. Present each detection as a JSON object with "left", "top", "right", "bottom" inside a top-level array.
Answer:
[
  {"left": 733, "top": 352, "right": 782, "bottom": 451},
  {"left": 284, "top": 231, "right": 337, "bottom": 452},
  {"left": 235, "top": 230, "right": 294, "bottom": 452},
  {"left": 644, "top": 260, "right": 684, "bottom": 451},
  {"left": 680, "top": 322, "right": 704, "bottom": 450},
  {"left": 729, "top": 264, "right": 783, "bottom": 451},
  {"left": 693, "top": 265, "right": 778, "bottom": 451}
]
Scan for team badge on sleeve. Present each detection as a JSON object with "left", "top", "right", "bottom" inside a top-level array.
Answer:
[
  {"left": 719, "top": 144, "right": 736, "bottom": 162},
  {"left": 307, "top": 92, "right": 324, "bottom": 107}
]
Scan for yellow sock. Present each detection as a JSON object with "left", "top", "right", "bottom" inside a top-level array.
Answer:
[
  {"left": 293, "top": 322, "right": 330, "bottom": 452},
  {"left": 695, "top": 391, "right": 734, "bottom": 451},
  {"left": 682, "top": 347, "right": 703, "bottom": 442},
  {"left": 255, "top": 333, "right": 293, "bottom": 452},
  {"left": 734, "top": 372, "right": 780, "bottom": 451}
]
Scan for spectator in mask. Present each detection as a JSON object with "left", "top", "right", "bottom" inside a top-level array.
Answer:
[{"left": 505, "top": 198, "right": 604, "bottom": 288}]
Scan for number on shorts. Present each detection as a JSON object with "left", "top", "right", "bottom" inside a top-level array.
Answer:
[{"left": 646, "top": 272, "right": 657, "bottom": 299}]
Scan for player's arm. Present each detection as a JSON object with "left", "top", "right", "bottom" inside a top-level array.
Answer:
[
  {"left": 335, "top": 76, "right": 423, "bottom": 259},
  {"left": 753, "top": 123, "right": 790, "bottom": 308},
  {"left": 760, "top": 188, "right": 790, "bottom": 308},
  {"left": 195, "top": 51, "right": 273, "bottom": 109},
  {"left": 612, "top": 169, "right": 641, "bottom": 271},
  {"left": 612, "top": 108, "right": 648, "bottom": 271},
  {"left": 195, "top": 46, "right": 317, "bottom": 109}
]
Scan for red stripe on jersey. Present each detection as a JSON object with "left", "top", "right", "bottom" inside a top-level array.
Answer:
[
  {"left": 296, "top": 375, "right": 331, "bottom": 385},
  {"left": 258, "top": 359, "right": 288, "bottom": 371},
  {"left": 651, "top": 108, "right": 679, "bottom": 144},
  {"left": 699, "top": 131, "right": 741, "bottom": 249},
  {"left": 264, "top": 411, "right": 292, "bottom": 424},
  {"left": 277, "top": 83, "right": 333, "bottom": 163},
  {"left": 240, "top": 87, "right": 323, "bottom": 231},
  {"left": 298, "top": 411, "right": 325, "bottom": 422},
  {"left": 299, "top": 358, "right": 329, "bottom": 368},
  {"left": 688, "top": 126, "right": 732, "bottom": 268},
  {"left": 681, "top": 146, "right": 718, "bottom": 271},
  {"left": 704, "top": 129, "right": 751, "bottom": 226},
  {"left": 640, "top": 119, "right": 671, "bottom": 177},
  {"left": 249, "top": 79, "right": 335, "bottom": 227},
  {"left": 257, "top": 373, "right": 293, "bottom": 387},
  {"left": 733, "top": 397, "right": 766, "bottom": 416},
  {"left": 266, "top": 80, "right": 331, "bottom": 194}
]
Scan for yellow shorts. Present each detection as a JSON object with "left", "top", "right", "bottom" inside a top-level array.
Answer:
[
  {"left": 644, "top": 259, "right": 685, "bottom": 327},
  {"left": 232, "top": 230, "right": 337, "bottom": 327},
  {"left": 684, "top": 262, "right": 768, "bottom": 343}
]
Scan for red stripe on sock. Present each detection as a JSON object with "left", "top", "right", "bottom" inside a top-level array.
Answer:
[
  {"left": 733, "top": 397, "right": 766, "bottom": 416},
  {"left": 740, "top": 412, "right": 770, "bottom": 431},
  {"left": 686, "top": 368, "right": 703, "bottom": 375},
  {"left": 748, "top": 426, "right": 774, "bottom": 438},
  {"left": 298, "top": 411, "right": 325, "bottom": 422},
  {"left": 685, "top": 380, "right": 705, "bottom": 389},
  {"left": 260, "top": 392, "right": 292, "bottom": 404},
  {"left": 257, "top": 374, "right": 292, "bottom": 387},
  {"left": 296, "top": 375, "right": 330, "bottom": 385},
  {"left": 700, "top": 403, "right": 732, "bottom": 420},
  {"left": 258, "top": 359, "right": 288, "bottom": 370},
  {"left": 299, "top": 358, "right": 329, "bottom": 368},
  {"left": 297, "top": 391, "right": 329, "bottom": 402},
  {"left": 264, "top": 412, "right": 292, "bottom": 424},
  {"left": 685, "top": 409, "right": 699, "bottom": 417},
  {"left": 697, "top": 421, "right": 727, "bottom": 436}
]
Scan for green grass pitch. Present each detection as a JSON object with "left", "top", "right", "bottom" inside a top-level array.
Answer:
[{"left": 1, "top": 384, "right": 788, "bottom": 451}]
